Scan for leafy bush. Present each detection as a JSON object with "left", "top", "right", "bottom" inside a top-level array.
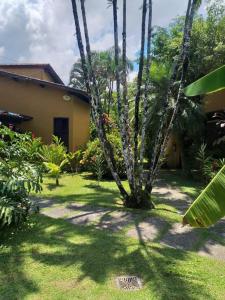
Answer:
[
  {"left": 40, "top": 135, "right": 66, "bottom": 165},
  {"left": 196, "top": 143, "right": 225, "bottom": 183},
  {"left": 81, "top": 130, "right": 126, "bottom": 178},
  {"left": 66, "top": 148, "right": 85, "bottom": 173},
  {"left": 40, "top": 136, "right": 70, "bottom": 185},
  {"left": 0, "top": 127, "right": 43, "bottom": 227}
]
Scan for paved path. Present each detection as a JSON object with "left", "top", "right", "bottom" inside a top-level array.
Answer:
[{"left": 36, "top": 185, "right": 225, "bottom": 262}]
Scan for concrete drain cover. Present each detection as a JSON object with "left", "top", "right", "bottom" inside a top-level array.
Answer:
[{"left": 116, "top": 276, "right": 142, "bottom": 291}]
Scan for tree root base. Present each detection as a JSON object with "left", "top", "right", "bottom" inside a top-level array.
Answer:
[{"left": 123, "top": 191, "right": 155, "bottom": 210}]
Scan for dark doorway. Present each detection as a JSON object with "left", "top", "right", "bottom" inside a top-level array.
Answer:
[{"left": 53, "top": 117, "right": 69, "bottom": 149}]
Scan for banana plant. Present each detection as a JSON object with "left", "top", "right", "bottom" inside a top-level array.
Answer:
[
  {"left": 184, "top": 64, "right": 225, "bottom": 96},
  {"left": 183, "top": 165, "right": 225, "bottom": 227},
  {"left": 183, "top": 65, "right": 225, "bottom": 227}
]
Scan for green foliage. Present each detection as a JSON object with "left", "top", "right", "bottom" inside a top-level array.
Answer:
[
  {"left": 196, "top": 143, "right": 225, "bottom": 183},
  {"left": 184, "top": 64, "right": 225, "bottom": 96},
  {"left": 196, "top": 143, "right": 214, "bottom": 182},
  {"left": 93, "top": 155, "right": 104, "bottom": 185},
  {"left": 144, "top": 1, "right": 225, "bottom": 172},
  {"left": 69, "top": 48, "right": 133, "bottom": 116},
  {"left": 152, "top": 0, "right": 225, "bottom": 84},
  {"left": 40, "top": 135, "right": 67, "bottom": 165},
  {"left": 40, "top": 136, "right": 69, "bottom": 185},
  {"left": 0, "top": 127, "right": 43, "bottom": 227},
  {"left": 70, "top": 149, "right": 85, "bottom": 173},
  {"left": 43, "top": 159, "right": 68, "bottom": 186},
  {"left": 82, "top": 130, "right": 126, "bottom": 178},
  {"left": 183, "top": 165, "right": 225, "bottom": 227}
]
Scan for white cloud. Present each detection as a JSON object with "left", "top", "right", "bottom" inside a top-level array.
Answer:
[{"left": 0, "top": 0, "right": 206, "bottom": 84}]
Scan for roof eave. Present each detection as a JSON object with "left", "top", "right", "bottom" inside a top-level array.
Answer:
[{"left": 0, "top": 70, "right": 90, "bottom": 104}]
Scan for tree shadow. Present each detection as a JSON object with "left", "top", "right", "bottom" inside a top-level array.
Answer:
[
  {"left": 0, "top": 215, "right": 219, "bottom": 299},
  {"left": 0, "top": 225, "right": 39, "bottom": 299},
  {"left": 46, "top": 183, "right": 65, "bottom": 191},
  {"left": 36, "top": 186, "right": 122, "bottom": 209}
]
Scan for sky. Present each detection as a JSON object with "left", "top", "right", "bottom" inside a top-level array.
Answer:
[{"left": 0, "top": 0, "right": 206, "bottom": 84}]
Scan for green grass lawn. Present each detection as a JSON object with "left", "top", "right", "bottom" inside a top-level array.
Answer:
[
  {"left": 34, "top": 170, "right": 202, "bottom": 223},
  {"left": 1, "top": 172, "right": 225, "bottom": 300},
  {"left": 37, "top": 171, "right": 202, "bottom": 207}
]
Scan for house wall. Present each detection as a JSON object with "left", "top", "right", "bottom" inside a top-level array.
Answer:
[
  {"left": 204, "top": 89, "right": 225, "bottom": 113},
  {"left": 0, "top": 76, "right": 90, "bottom": 151},
  {"left": 0, "top": 66, "right": 54, "bottom": 83},
  {"left": 165, "top": 135, "right": 181, "bottom": 168}
]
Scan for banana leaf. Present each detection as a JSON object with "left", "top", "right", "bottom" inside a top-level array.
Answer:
[
  {"left": 183, "top": 165, "right": 225, "bottom": 227},
  {"left": 184, "top": 64, "right": 225, "bottom": 97}
]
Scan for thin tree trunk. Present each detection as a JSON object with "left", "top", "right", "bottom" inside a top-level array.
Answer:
[
  {"left": 71, "top": 0, "right": 90, "bottom": 93},
  {"left": 107, "top": 80, "right": 113, "bottom": 117},
  {"left": 145, "top": 0, "right": 198, "bottom": 192},
  {"left": 139, "top": 0, "right": 153, "bottom": 184},
  {"left": 72, "top": 0, "right": 128, "bottom": 199},
  {"left": 133, "top": 0, "right": 147, "bottom": 177},
  {"left": 112, "top": 0, "right": 135, "bottom": 197},
  {"left": 145, "top": 0, "right": 194, "bottom": 188}
]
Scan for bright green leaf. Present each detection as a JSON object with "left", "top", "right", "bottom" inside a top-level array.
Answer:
[
  {"left": 183, "top": 165, "right": 225, "bottom": 227},
  {"left": 184, "top": 64, "right": 225, "bottom": 96}
]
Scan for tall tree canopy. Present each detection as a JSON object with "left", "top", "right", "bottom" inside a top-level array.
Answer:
[{"left": 145, "top": 0, "right": 225, "bottom": 172}]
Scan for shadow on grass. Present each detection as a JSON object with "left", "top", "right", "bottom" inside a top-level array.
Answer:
[
  {"left": 36, "top": 185, "right": 122, "bottom": 209},
  {"left": 0, "top": 215, "right": 217, "bottom": 300},
  {"left": 46, "top": 183, "right": 66, "bottom": 191},
  {"left": 0, "top": 224, "right": 39, "bottom": 299},
  {"left": 157, "top": 170, "right": 203, "bottom": 198}
]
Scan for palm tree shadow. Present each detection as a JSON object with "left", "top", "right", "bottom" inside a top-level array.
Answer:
[
  {"left": 1, "top": 215, "right": 216, "bottom": 299},
  {"left": 0, "top": 225, "right": 39, "bottom": 299}
]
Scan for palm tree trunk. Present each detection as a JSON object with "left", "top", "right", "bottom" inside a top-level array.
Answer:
[
  {"left": 133, "top": 0, "right": 147, "bottom": 177},
  {"left": 139, "top": 0, "right": 153, "bottom": 183},
  {"left": 112, "top": 0, "right": 135, "bottom": 195},
  {"left": 72, "top": 0, "right": 128, "bottom": 200},
  {"left": 71, "top": 0, "right": 90, "bottom": 93},
  {"left": 107, "top": 80, "right": 113, "bottom": 117},
  {"left": 145, "top": 0, "right": 199, "bottom": 192}
]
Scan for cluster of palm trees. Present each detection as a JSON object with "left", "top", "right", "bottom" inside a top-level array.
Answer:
[{"left": 70, "top": 0, "right": 201, "bottom": 209}]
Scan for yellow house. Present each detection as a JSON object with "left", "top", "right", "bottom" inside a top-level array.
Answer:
[
  {"left": 0, "top": 64, "right": 90, "bottom": 151},
  {"left": 166, "top": 89, "right": 225, "bottom": 168}
]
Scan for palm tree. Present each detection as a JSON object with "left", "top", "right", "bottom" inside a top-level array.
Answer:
[
  {"left": 71, "top": 0, "right": 129, "bottom": 200},
  {"left": 133, "top": 0, "right": 147, "bottom": 179},
  {"left": 70, "top": 0, "right": 200, "bottom": 208},
  {"left": 145, "top": 0, "right": 201, "bottom": 194},
  {"left": 69, "top": 48, "right": 133, "bottom": 116}
]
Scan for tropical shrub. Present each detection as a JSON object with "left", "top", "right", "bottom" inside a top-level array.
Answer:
[
  {"left": 94, "top": 155, "right": 104, "bottom": 185},
  {"left": 0, "top": 127, "right": 43, "bottom": 227},
  {"left": 196, "top": 143, "right": 225, "bottom": 183},
  {"left": 67, "top": 149, "right": 85, "bottom": 173},
  {"left": 196, "top": 143, "right": 214, "bottom": 182},
  {"left": 81, "top": 130, "right": 126, "bottom": 178},
  {"left": 40, "top": 135, "right": 67, "bottom": 165},
  {"left": 40, "top": 136, "right": 69, "bottom": 185}
]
